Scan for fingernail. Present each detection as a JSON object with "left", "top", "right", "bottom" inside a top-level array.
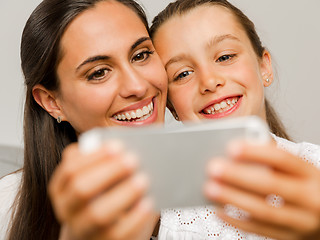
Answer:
[
  {"left": 208, "top": 161, "right": 226, "bottom": 178},
  {"left": 122, "top": 152, "right": 138, "bottom": 170},
  {"left": 137, "top": 197, "right": 154, "bottom": 212},
  {"left": 204, "top": 181, "right": 222, "bottom": 199},
  {"left": 103, "top": 140, "right": 124, "bottom": 155},
  {"left": 132, "top": 173, "right": 149, "bottom": 190},
  {"left": 226, "top": 140, "right": 244, "bottom": 158}
]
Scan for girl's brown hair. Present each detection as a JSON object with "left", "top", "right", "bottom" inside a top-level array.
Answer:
[
  {"left": 8, "top": 0, "right": 148, "bottom": 239},
  {"left": 150, "top": 0, "right": 290, "bottom": 140}
]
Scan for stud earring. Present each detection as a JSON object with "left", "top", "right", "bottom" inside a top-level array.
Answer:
[
  {"left": 57, "top": 116, "right": 62, "bottom": 123},
  {"left": 266, "top": 78, "right": 270, "bottom": 83}
]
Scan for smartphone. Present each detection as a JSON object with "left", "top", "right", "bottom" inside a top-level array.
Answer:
[{"left": 79, "top": 116, "right": 270, "bottom": 209}]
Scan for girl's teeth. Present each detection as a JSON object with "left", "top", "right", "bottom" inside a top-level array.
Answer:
[
  {"left": 203, "top": 97, "right": 239, "bottom": 115},
  {"left": 214, "top": 104, "right": 221, "bottom": 111}
]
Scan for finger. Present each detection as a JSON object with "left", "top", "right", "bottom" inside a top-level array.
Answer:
[
  {"left": 206, "top": 160, "right": 311, "bottom": 207},
  {"left": 51, "top": 141, "right": 124, "bottom": 194},
  {"left": 101, "top": 198, "right": 157, "bottom": 240},
  {"left": 227, "top": 141, "right": 317, "bottom": 177},
  {"left": 70, "top": 173, "right": 149, "bottom": 238},
  {"left": 204, "top": 181, "right": 319, "bottom": 232},
  {"left": 216, "top": 209, "right": 299, "bottom": 240},
  {"left": 53, "top": 152, "right": 138, "bottom": 221}
]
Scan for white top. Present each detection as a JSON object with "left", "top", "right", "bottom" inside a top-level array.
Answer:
[
  {"left": 0, "top": 171, "right": 21, "bottom": 239},
  {"left": 0, "top": 136, "right": 319, "bottom": 239},
  {"left": 158, "top": 135, "right": 320, "bottom": 240}
]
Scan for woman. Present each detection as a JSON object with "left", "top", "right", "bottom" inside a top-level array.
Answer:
[
  {"left": 150, "top": 0, "right": 320, "bottom": 239},
  {"left": 1, "top": 0, "right": 167, "bottom": 239}
]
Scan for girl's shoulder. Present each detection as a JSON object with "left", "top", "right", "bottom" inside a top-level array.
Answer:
[{"left": 273, "top": 134, "right": 320, "bottom": 168}]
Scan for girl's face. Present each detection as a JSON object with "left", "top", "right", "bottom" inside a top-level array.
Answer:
[
  {"left": 53, "top": 1, "right": 168, "bottom": 134},
  {"left": 153, "top": 5, "right": 273, "bottom": 122}
]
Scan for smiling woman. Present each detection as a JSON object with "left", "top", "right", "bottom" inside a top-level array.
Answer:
[{"left": 1, "top": 0, "right": 167, "bottom": 239}]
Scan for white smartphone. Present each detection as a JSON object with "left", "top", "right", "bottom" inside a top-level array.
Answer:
[{"left": 79, "top": 116, "right": 270, "bottom": 210}]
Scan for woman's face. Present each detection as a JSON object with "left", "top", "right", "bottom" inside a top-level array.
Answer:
[
  {"left": 152, "top": 5, "right": 272, "bottom": 122},
  {"left": 55, "top": 1, "right": 167, "bottom": 134}
]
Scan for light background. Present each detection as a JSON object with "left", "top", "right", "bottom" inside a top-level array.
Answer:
[{"left": 1, "top": 0, "right": 319, "bottom": 148}]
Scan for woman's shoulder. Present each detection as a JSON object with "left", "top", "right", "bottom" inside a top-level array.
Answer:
[
  {"left": 0, "top": 171, "right": 22, "bottom": 237},
  {"left": 0, "top": 170, "right": 22, "bottom": 191},
  {"left": 273, "top": 134, "right": 320, "bottom": 168}
]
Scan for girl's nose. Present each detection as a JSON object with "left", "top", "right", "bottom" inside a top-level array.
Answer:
[{"left": 198, "top": 67, "right": 225, "bottom": 94}]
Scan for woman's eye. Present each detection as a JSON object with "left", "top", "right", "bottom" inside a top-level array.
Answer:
[
  {"left": 132, "top": 50, "right": 154, "bottom": 63},
  {"left": 216, "top": 54, "right": 235, "bottom": 63},
  {"left": 174, "top": 70, "right": 193, "bottom": 81},
  {"left": 87, "top": 68, "right": 109, "bottom": 81}
]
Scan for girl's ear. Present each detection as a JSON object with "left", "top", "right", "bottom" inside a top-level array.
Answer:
[
  {"left": 32, "top": 84, "right": 66, "bottom": 122},
  {"left": 260, "top": 50, "right": 274, "bottom": 87},
  {"left": 166, "top": 99, "right": 180, "bottom": 121}
]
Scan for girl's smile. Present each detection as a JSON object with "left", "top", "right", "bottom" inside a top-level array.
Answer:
[{"left": 153, "top": 5, "right": 273, "bottom": 122}]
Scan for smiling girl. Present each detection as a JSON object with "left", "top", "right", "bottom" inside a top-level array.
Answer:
[{"left": 151, "top": 0, "right": 320, "bottom": 239}]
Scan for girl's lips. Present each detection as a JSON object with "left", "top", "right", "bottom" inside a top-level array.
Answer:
[
  {"left": 200, "top": 96, "right": 242, "bottom": 119},
  {"left": 111, "top": 96, "right": 159, "bottom": 126}
]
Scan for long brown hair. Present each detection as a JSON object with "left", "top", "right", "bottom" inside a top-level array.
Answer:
[
  {"left": 150, "top": 0, "right": 290, "bottom": 140},
  {"left": 8, "top": 0, "right": 149, "bottom": 239}
]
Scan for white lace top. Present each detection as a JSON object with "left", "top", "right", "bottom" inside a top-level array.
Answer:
[
  {"left": 157, "top": 135, "right": 320, "bottom": 240},
  {"left": 1, "top": 136, "right": 319, "bottom": 239}
]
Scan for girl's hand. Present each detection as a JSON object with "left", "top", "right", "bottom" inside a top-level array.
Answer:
[
  {"left": 49, "top": 142, "right": 158, "bottom": 240},
  {"left": 204, "top": 141, "right": 320, "bottom": 240}
]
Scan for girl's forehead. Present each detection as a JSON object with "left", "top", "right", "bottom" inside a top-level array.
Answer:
[{"left": 155, "top": 5, "right": 244, "bottom": 45}]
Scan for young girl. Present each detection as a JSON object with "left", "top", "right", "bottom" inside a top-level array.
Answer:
[
  {"left": 151, "top": 0, "right": 320, "bottom": 239},
  {"left": 0, "top": 0, "right": 168, "bottom": 239}
]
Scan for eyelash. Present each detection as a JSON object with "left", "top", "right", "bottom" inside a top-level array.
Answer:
[
  {"left": 173, "top": 70, "right": 193, "bottom": 82},
  {"left": 132, "top": 50, "right": 154, "bottom": 63},
  {"left": 87, "top": 68, "right": 110, "bottom": 81},
  {"left": 216, "top": 54, "right": 236, "bottom": 63}
]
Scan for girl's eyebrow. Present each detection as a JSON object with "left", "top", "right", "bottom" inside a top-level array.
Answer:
[
  {"left": 164, "top": 54, "right": 188, "bottom": 70},
  {"left": 206, "top": 34, "right": 240, "bottom": 50},
  {"left": 76, "top": 36, "right": 151, "bottom": 71}
]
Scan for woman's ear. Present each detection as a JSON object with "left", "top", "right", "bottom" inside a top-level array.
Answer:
[
  {"left": 166, "top": 99, "right": 179, "bottom": 121},
  {"left": 32, "top": 84, "right": 66, "bottom": 122},
  {"left": 260, "top": 50, "right": 274, "bottom": 87}
]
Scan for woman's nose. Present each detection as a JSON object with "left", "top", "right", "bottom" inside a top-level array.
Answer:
[{"left": 119, "top": 67, "right": 148, "bottom": 99}]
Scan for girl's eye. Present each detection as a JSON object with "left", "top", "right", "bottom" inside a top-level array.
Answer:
[
  {"left": 174, "top": 70, "right": 193, "bottom": 81},
  {"left": 132, "top": 50, "right": 154, "bottom": 63},
  {"left": 216, "top": 54, "right": 236, "bottom": 63},
  {"left": 87, "top": 68, "right": 109, "bottom": 81}
]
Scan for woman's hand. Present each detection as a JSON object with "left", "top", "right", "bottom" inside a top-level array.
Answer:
[
  {"left": 49, "top": 142, "right": 158, "bottom": 240},
  {"left": 204, "top": 141, "right": 320, "bottom": 240}
]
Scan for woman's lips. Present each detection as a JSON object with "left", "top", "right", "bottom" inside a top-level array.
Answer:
[
  {"left": 111, "top": 96, "right": 158, "bottom": 126},
  {"left": 200, "top": 96, "right": 242, "bottom": 119}
]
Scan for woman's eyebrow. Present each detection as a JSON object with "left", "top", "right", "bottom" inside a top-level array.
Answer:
[
  {"left": 131, "top": 36, "right": 151, "bottom": 51},
  {"left": 76, "top": 37, "right": 151, "bottom": 72},
  {"left": 76, "top": 55, "right": 110, "bottom": 72}
]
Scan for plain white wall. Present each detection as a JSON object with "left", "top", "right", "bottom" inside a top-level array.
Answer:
[{"left": 1, "top": 0, "right": 319, "bottom": 148}]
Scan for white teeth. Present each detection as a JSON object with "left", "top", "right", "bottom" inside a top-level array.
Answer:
[
  {"left": 214, "top": 104, "right": 221, "bottom": 111},
  {"left": 131, "top": 111, "right": 136, "bottom": 119},
  {"left": 113, "top": 101, "right": 154, "bottom": 122},
  {"left": 125, "top": 113, "right": 131, "bottom": 120},
  {"left": 136, "top": 109, "right": 143, "bottom": 118},
  {"left": 142, "top": 106, "right": 149, "bottom": 115},
  {"left": 220, "top": 101, "right": 227, "bottom": 108},
  {"left": 203, "top": 97, "right": 239, "bottom": 115}
]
